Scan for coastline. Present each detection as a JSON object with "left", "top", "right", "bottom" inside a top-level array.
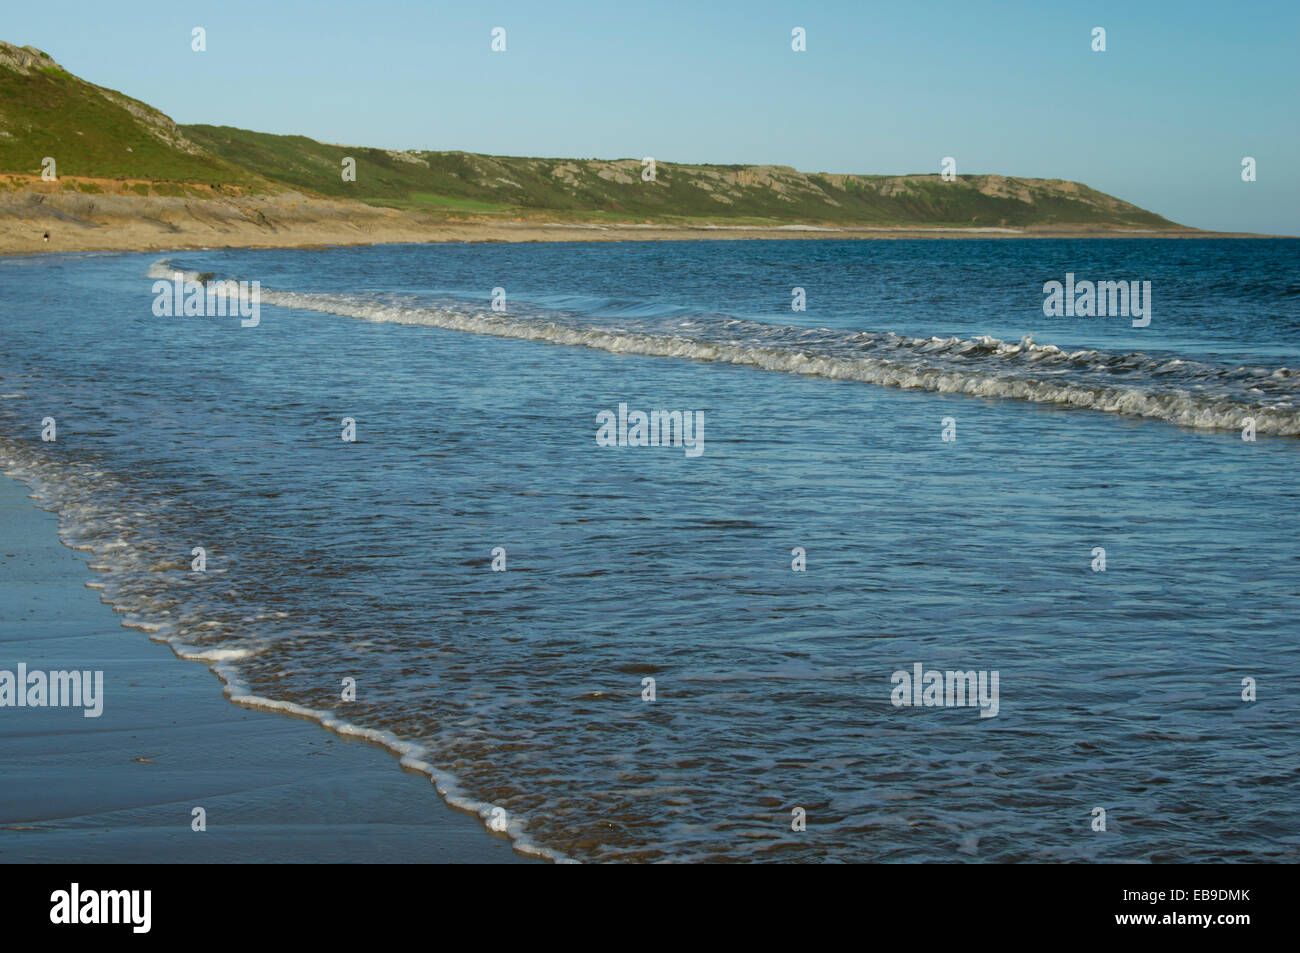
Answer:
[
  {"left": 0, "top": 475, "right": 533, "bottom": 864},
  {"left": 0, "top": 189, "right": 1273, "bottom": 256}
]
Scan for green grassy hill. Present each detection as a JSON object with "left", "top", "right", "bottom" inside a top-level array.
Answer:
[
  {"left": 2, "top": 39, "right": 1183, "bottom": 229},
  {"left": 183, "top": 124, "right": 1181, "bottom": 228},
  {"left": 0, "top": 42, "right": 269, "bottom": 189}
]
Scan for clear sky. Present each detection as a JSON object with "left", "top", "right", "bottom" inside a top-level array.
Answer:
[{"left": 9, "top": 0, "right": 1298, "bottom": 234}]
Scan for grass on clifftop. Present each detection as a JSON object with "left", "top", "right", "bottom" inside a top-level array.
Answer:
[
  {"left": 182, "top": 124, "right": 1182, "bottom": 229},
  {"left": 0, "top": 62, "right": 267, "bottom": 186},
  {"left": 0, "top": 40, "right": 1182, "bottom": 229}
]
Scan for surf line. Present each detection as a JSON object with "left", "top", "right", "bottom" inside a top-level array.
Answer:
[{"left": 151, "top": 271, "right": 260, "bottom": 327}]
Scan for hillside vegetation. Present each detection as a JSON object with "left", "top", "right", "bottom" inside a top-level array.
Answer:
[
  {"left": 184, "top": 124, "right": 1179, "bottom": 228},
  {"left": 3, "top": 40, "right": 1183, "bottom": 229},
  {"left": 0, "top": 43, "right": 269, "bottom": 190}
]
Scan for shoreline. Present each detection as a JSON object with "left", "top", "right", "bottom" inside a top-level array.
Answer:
[
  {"left": 0, "top": 189, "right": 1278, "bottom": 256},
  {"left": 0, "top": 475, "right": 534, "bottom": 864}
]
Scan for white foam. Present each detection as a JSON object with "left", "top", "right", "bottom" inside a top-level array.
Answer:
[
  {"left": 2, "top": 434, "right": 573, "bottom": 863},
  {"left": 149, "top": 258, "right": 1295, "bottom": 437},
  {"left": 172, "top": 645, "right": 257, "bottom": 661},
  {"left": 219, "top": 684, "right": 574, "bottom": 862}
]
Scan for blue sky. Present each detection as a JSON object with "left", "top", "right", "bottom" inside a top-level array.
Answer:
[{"left": 9, "top": 0, "right": 1299, "bottom": 233}]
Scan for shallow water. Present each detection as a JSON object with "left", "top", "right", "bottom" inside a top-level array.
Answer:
[{"left": 2, "top": 239, "right": 1298, "bottom": 861}]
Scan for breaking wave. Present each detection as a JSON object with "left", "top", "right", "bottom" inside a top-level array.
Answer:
[{"left": 148, "top": 261, "right": 1300, "bottom": 436}]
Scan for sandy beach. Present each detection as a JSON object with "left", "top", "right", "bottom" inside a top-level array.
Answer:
[
  {"left": 0, "top": 476, "right": 532, "bottom": 864},
  {"left": 0, "top": 188, "right": 1258, "bottom": 257}
]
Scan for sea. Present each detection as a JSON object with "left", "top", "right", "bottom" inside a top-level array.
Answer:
[{"left": 2, "top": 237, "right": 1298, "bottom": 862}]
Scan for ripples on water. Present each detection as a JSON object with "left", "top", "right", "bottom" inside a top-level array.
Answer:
[{"left": 2, "top": 240, "right": 1298, "bottom": 862}]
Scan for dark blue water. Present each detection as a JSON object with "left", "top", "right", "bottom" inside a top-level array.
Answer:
[{"left": 2, "top": 239, "right": 1298, "bottom": 862}]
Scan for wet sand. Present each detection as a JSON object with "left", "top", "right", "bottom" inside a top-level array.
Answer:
[{"left": 0, "top": 476, "right": 533, "bottom": 863}]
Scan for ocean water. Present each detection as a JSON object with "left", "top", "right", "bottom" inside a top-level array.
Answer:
[{"left": 2, "top": 238, "right": 1298, "bottom": 862}]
